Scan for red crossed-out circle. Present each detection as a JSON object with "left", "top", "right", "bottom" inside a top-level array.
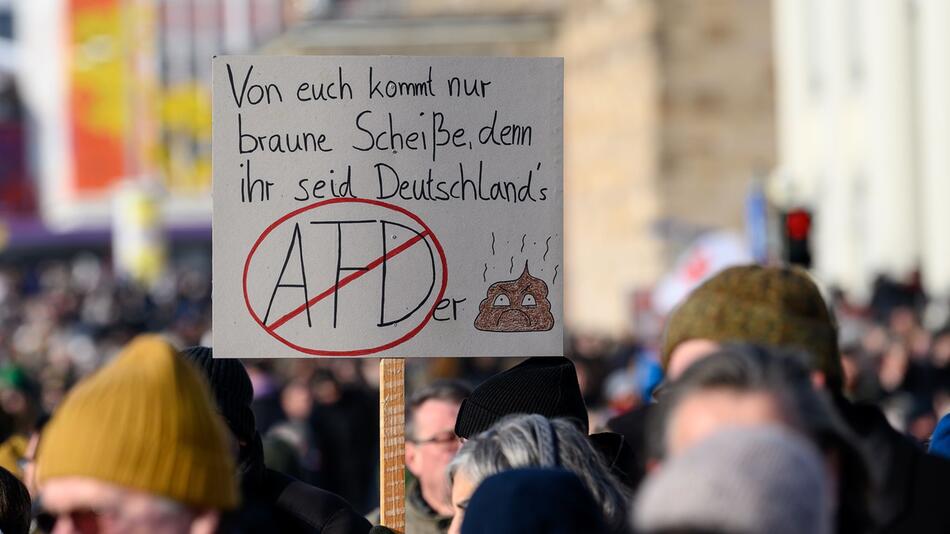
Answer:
[{"left": 242, "top": 198, "right": 448, "bottom": 356}]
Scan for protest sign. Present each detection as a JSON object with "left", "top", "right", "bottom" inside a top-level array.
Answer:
[{"left": 212, "top": 56, "right": 563, "bottom": 358}]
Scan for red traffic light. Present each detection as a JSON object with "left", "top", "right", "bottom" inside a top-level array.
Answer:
[{"left": 785, "top": 209, "right": 811, "bottom": 241}]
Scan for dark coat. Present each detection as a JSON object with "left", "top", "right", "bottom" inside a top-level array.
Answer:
[
  {"left": 366, "top": 479, "right": 452, "bottom": 534},
  {"left": 224, "top": 434, "right": 373, "bottom": 534},
  {"left": 835, "top": 396, "right": 950, "bottom": 534},
  {"left": 606, "top": 404, "right": 653, "bottom": 490}
]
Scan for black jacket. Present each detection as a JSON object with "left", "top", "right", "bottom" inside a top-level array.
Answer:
[
  {"left": 834, "top": 395, "right": 950, "bottom": 534},
  {"left": 224, "top": 434, "right": 373, "bottom": 534},
  {"left": 606, "top": 404, "right": 653, "bottom": 490}
]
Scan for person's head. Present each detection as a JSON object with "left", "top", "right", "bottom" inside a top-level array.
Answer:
[
  {"left": 633, "top": 426, "right": 833, "bottom": 534},
  {"left": 658, "top": 344, "right": 827, "bottom": 456},
  {"left": 931, "top": 326, "right": 950, "bottom": 368},
  {"left": 405, "top": 380, "right": 470, "bottom": 514},
  {"left": 280, "top": 379, "right": 313, "bottom": 422},
  {"left": 447, "top": 414, "right": 628, "bottom": 534},
  {"left": 311, "top": 370, "right": 342, "bottom": 406},
  {"left": 453, "top": 357, "right": 636, "bottom": 488},
  {"left": 0, "top": 465, "right": 30, "bottom": 534},
  {"left": 654, "top": 344, "right": 870, "bottom": 533},
  {"left": 661, "top": 265, "right": 842, "bottom": 390},
  {"left": 454, "top": 357, "right": 588, "bottom": 439},
  {"left": 36, "top": 335, "right": 237, "bottom": 533},
  {"left": 22, "top": 413, "right": 50, "bottom": 499},
  {"left": 0, "top": 434, "right": 27, "bottom": 482},
  {"left": 179, "top": 347, "right": 255, "bottom": 446},
  {"left": 0, "top": 365, "right": 39, "bottom": 429},
  {"left": 38, "top": 481, "right": 219, "bottom": 534},
  {"left": 460, "top": 469, "right": 607, "bottom": 534},
  {"left": 180, "top": 346, "right": 263, "bottom": 483}
]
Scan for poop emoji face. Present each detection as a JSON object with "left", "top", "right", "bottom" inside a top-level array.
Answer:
[{"left": 474, "top": 263, "right": 555, "bottom": 332}]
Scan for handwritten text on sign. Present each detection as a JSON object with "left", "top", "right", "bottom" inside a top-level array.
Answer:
[{"left": 212, "top": 56, "right": 563, "bottom": 358}]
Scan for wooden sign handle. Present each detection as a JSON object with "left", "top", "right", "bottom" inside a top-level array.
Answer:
[{"left": 379, "top": 358, "right": 406, "bottom": 533}]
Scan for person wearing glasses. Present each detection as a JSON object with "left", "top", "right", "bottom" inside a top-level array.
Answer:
[
  {"left": 370, "top": 380, "right": 470, "bottom": 534},
  {"left": 33, "top": 336, "right": 237, "bottom": 534}
]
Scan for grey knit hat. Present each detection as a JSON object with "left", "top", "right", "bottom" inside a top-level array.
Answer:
[{"left": 632, "top": 426, "right": 833, "bottom": 534}]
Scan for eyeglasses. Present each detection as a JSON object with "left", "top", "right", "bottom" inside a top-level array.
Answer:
[
  {"left": 409, "top": 431, "right": 461, "bottom": 446},
  {"left": 35, "top": 507, "right": 119, "bottom": 534},
  {"left": 35, "top": 504, "right": 120, "bottom": 534}
]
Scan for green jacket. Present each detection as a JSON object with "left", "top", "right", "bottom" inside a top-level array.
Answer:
[{"left": 367, "top": 479, "right": 452, "bottom": 534}]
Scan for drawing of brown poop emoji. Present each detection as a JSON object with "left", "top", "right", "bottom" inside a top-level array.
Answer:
[{"left": 474, "top": 262, "right": 555, "bottom": 332}]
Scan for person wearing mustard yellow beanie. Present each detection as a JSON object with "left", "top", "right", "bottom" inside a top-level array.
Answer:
[
  {"left": 181, "top": 345, "right": 372, "bottom": 534},
  {"left": 35, "top": 334, "right": 237, "bottom": 533}
]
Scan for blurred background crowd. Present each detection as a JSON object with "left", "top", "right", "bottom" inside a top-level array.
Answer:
[
  {"left": 0, "top": 0, "right": 948, "bottom": 532},
  {"left": 0, "top": 251, "right": 947, "bottom": 520}
]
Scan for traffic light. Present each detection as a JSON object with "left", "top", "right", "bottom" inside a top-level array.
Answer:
[{"left": 783, "top": 208, "right": 812, "bottom": 267}]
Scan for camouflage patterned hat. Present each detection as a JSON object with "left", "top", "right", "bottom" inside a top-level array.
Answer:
[{"left": 661, "top": 265, "right": 842, "bottom": 388}]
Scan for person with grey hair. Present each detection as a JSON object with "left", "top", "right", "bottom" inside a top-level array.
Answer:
[
  {"left": 653, "top": 343, "right": 872, "bottom": 534},
  {"left": 369, "top": 380, "right": 471, "bottom": 533},
  {"left": 446, "top": 414, "right": 629, "bottom": 534},
  {"left": 633, "top": 426, "right": 833, "bottom": 534}
]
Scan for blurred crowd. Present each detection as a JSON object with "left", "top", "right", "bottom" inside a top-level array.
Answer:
[{"left": 0, "top": 253, "right": 945, "bottom": 533}]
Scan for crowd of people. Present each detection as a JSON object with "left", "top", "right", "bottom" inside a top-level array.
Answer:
[{"left": 0, "top": 253, "right": 946, "bottom": 532}]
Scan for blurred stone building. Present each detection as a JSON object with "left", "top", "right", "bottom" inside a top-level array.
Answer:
[
  {"left": 268, "top": 0, "right": 775, "bottom": 335},
  {"left": 773, "top": 0, "right": 950, "bottom": 304}
]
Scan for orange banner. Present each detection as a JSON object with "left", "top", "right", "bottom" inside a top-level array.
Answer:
[{"left": 68, "top": 0, "right": 127, "bottom": 197}]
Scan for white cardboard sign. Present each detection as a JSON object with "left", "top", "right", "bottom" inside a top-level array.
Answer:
[{"left": 212, "top": 56, "right": 563, "bottom": 358}]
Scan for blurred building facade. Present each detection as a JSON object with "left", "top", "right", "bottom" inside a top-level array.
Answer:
[
  {"left": 0, "top": 0, "right": 30, "bottom": 227},
  {"left": 14, "top": 0, "right": 293, "bottom": 231},
  {"left": 269, "top": 0, "right": 775, "bottom": 334},
  {"left": 773, "top": 0, "right": 950, "bottom": 302},
  {"left": 654, "top": 0, "right": 775, "bottom": 240},
  {"left": 4, "top": 0, "right": 776, "bottom": 335}
]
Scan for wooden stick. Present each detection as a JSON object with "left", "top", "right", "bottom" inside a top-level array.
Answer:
[{"left": 379, "top": 358, "right": 406, "bottom": 533}]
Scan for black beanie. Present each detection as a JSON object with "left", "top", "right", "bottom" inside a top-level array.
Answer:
[
  {"left": 454, "top": 357, "right": 589, "bottom": 438},
  {"left": 181, "top": 346, "right": 257, "bottom": 442}
]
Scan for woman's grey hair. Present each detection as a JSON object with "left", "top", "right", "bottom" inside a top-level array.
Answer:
[{"left": 448, "top": 413, "right": 630, "bottom": 531}]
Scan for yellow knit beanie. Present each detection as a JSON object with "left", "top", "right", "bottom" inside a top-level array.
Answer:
[
  {"left": 36, "top": 335, "right": 238, "bottom": 509},
  {"left": 0, "top": 435, "right": 27, "bottom": 479}
]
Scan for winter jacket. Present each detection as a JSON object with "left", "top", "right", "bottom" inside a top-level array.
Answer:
[
  {"left": 226, "top": 434, "right": 373, "bottom": 534},
  {"left": 835, "top": 395, "right": 950, "bottom": 534},
  {"left": 367, "top": 479, "right": 452, "bottom": 534}
]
